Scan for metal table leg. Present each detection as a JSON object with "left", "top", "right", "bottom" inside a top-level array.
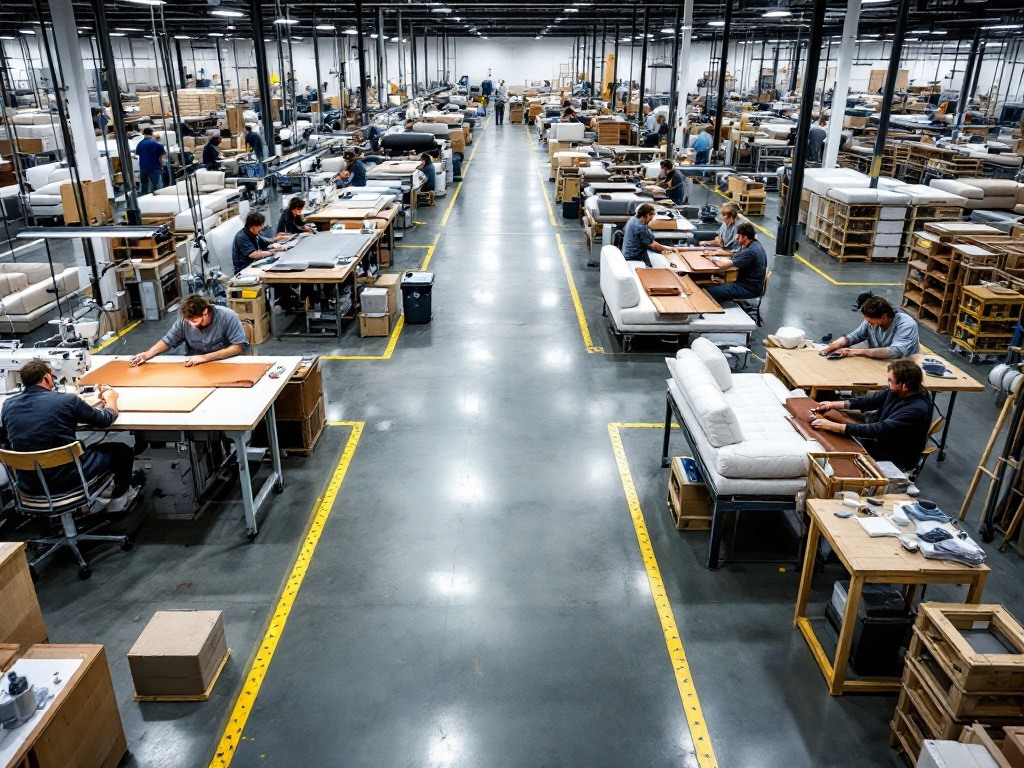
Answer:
[
  {"left": 661, "top": 391, "right": 673, "bottom": 468},
  {"left": 936, "top": 391, "right": 957, "bottom": 461},
  {"left": 226, "top": 403, "right": 285, "bottom": 541}
]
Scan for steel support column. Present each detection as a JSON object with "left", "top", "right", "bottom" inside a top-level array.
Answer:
[
  {"left": 250, "top": 0, "right": 275, "bottom": 153},
  {"left": 636, "top": 5, "right": 650, "bottom": 133},
  {"left": 824, "top": 0, "right": 861, "bottom": 168},
  {"left": 713, "top": 0, "right": 732, "bottom": 151},
  {"left": 355, "top": 0, "right": 370, "bottom": 125},
  {"left": 868, "top": 0, "right": 911, "bottom": 188}
]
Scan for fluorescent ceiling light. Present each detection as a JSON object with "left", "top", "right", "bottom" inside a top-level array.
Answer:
[
  {"left": 708, "top": 20, "right": 725, "bottom": 26},
  {"left": 535, "top": 35, "right": 541, "bottom": 39},
  {"left": 122, "top": 0, "right": 165, "bottom": 5},
  {"left": 109, "top": 32, "right": 126, "bottom": 36},
  {"left": 343, "top": 28, "right": 356, "bottom": 34},
  {"left": 0, "top": 36, "right": 15, "bottom": 40},
  {"left": 983, "top": 23, "right": 1023, "bottom": 30},
  {"left": 564, "top": 7, "right": 579, "bottom": 12},
  {"left": 274, "top": 18, "right": 298, "bottom": 25},
  {"left": 19, "top": 29, "right": 35, "bottom": 34},
  {"left": 208, "top": 32, "right": 225, "bottom": 37},
  {"left": 431, "top": 7, "right": 452, "bottom": 12},
  {"left": 116, "top": 27, "right": 142, "bottom": 31},
  {"left": 211, "top": 8, "right": 243, "bottom": 17},
  {"left": 861, "top": 0, "right": 892, "bottom": 4},
  {"left": 315, "top": 24, "right": 335, "bottom": 30},
  {"left": 660, "top": 27, "right": 674, "bottom": 33},
  {"left": 174, "top": 34, "right": 192, "bottom": 39}
]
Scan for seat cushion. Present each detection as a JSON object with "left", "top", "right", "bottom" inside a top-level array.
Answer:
[
  {"left": 600, "top": 246, "right": 641, "bottom": 310},
  {"left": 688, "top": 337, "right": 733, "bottom": 391},
  {"left": 929, "top": 178, "right": 983, "bottom": 199},
  {"left": 969, "top": 178, "right": 1020, "bottom": 196}
]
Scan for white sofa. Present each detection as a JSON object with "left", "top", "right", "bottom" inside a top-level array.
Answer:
[
  {"left": 550, "top": 121, "right": 586, "bottom": 143},
  {"left": 0, "top": 262, "right": 82, "bottom": 333},
  {"left": 600, "top": 245, "right": 756, "bottom": 351},
  {"left": 662, "top": 340, "right": 819, "bottom": 568}
]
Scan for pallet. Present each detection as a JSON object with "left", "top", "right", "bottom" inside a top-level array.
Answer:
[
  {"left": 890, "top": 687, "right": 931, "bottom": 763},
  {"left": 911, "top": 640, "right": 1024, "bottom": 719},
  {"left": 133, "top": 648, "right": 231, "bottom": 702}
]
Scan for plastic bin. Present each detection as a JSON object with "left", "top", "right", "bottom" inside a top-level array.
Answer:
[{"left": 401, "top": 271, "right": 434, "bottom": 324}]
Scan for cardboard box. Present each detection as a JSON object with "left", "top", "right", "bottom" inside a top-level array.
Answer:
[
  {"left": 247, "top": 312, "right": 271, "bottom": 345},
  {"left": 228, "top": 286, "right": 267, "bottom": 320},
  {"left": 0, "top": 544, "right": 47, "bottom": 651},
  {"left": 128, "top": 610, "right": 227, "bottom": 697},
  {"left": 668, "top": 457, "right": 712, "bottom": 530},
  {"left": 372, "top": 273, "right": 401, "bottom": 317},
  {"left": 359, "top": 312, "right": 390, "bottom": 337},
  {"left": 275, "top": 357, "right": 323, "bottom": 420}
]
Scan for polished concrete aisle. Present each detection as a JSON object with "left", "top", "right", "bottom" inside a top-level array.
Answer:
[{"left": 30, "top": 120, "right": 1024, "bottom": 768}]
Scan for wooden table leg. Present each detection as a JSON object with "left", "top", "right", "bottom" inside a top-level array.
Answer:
[
  {"left": 794, "top": 519, "right": 819, "bottom": 625},
  {"left": 830, "top": 574, "right": 863, "bottom": 695},
  {"left": 966, "top": 571, "right": 988, "bottom": 604}
]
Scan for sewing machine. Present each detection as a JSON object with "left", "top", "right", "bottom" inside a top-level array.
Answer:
[{"left": 0, "top": 343, "right": 90, "bottom": 394}]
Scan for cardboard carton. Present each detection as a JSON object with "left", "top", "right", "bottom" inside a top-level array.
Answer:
[{"left": 128, "top": 610, "right": 227, "bottom": 697}]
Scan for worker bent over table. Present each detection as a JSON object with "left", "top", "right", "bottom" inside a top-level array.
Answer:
[{"left": 131, "top": 294, "right": 248, "bottom": 368}]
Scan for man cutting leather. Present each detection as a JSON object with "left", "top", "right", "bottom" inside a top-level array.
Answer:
[
  {"left": 130, "top": 294, "right": 247, "bottom": 368},
  {"left": 809, "top": 359, "right": 931, "bottom": 472},
  {"left": 819, "top": 295, "right": 920, "bottom": 359}
]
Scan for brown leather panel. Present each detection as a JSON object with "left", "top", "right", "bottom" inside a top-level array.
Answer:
[
  {"left": 636, "top": 268, "right": 682, "bottom": 296},
  {"left": 78, "top": 360, "right": 272, "bottom": 389}
]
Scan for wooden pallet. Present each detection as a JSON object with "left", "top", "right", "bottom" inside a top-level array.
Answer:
[
  {"left": 133, "top": 648, "right": 231, "bottom": 702},
  {"left": 911, "top": 641, "right": 1024, "bottom": 720}
]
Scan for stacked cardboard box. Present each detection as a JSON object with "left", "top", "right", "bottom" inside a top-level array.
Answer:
[
  {"left": 268, "top": 357, "right": 325, "bottom": 454},
  {"left": 174, "top": 88, "right": 221, "bottom": 115},
  {"left": 227, "top": 284, "right": 270, "bottom": 344},
  {"left": 358, "top": 273, "right": 401, "bottom": 337},
  {"left": 129, "top": 610, "right": 228, "bottom": 699},
  {"left": 136, "top": 92, "right": 165, "bottom": 116}
]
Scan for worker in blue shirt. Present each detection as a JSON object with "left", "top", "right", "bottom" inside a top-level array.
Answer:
[
  {"left": 334, "top": 151, "right": 367, "bottom": 188},
  {"left": 621, "top": 203, "right": 680, "bottom": 267},
  {"left": 135, "top": 127, "right": 166, "bottom": 194},
  {"left": 654, "top": 159, "right": 685, "bottom": 205},
  {"left": 691, "top": 125, "right": 713, "bottom": 164},
  {"left": 202, "top": 135, "right": 225, "bottom": 171},
  {"left": 706, "top": 222, "right": 767, "bottom": 303}
]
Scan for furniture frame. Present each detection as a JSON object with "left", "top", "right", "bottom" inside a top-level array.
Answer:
[
  {"left": 795, "top": 496, "right": 989, "bottom": 695},
  {"left": 661, "top": 390, "right": 801, "bottom": 570}
]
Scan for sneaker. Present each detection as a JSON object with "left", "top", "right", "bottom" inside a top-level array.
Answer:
[
  {"left": 906, "top": 482, "right": 921, "bottom": 497},
  {"left": 105, "top": 485, "right": 140, "bottom": 514},
  {"left": 273, "top": 304, "right": 286, "bottom": 316}
]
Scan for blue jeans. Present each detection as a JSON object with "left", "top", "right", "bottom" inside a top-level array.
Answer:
[
  {"left": 707, "top": 282, "right": 758, "bottom": 303},
  {"left": 694, "top": 150, "right": 710, "bottom": 165},
  {"left": 140, "top": 168, "right": 163, "bottom": 194}
]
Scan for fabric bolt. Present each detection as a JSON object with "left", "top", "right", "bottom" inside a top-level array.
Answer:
[{"left": 161, "top": 305, "right": 248, "bottom": 356}]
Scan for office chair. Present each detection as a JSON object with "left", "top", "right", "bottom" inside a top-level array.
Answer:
[
  {"left": 736, "top": 269, "right": 771, "bottom": 327},
  {"left": 0, "top": 442, "right": 132, "bottom": 580},
  {"left": 241, "top": 318, "right": 257, "bottom": 353}
]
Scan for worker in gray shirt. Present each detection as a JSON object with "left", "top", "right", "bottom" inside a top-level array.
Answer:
[
  {"left": 820, "top": 295, "right": 920, "bottom": 359},
  {"left": 685, "top": 202, "right": 740, "bottom": 258},
  {"left": 807, "top": 116, "right": 827, "bottom": 163},
  {"left": 130, "top": 294, "right": 248, "bottom": 367}
]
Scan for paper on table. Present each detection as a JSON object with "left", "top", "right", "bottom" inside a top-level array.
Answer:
[{"left": 856, "top": 516, "right": 902, "bottom": 538}]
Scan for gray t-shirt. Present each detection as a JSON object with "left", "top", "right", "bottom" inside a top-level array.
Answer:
[
  {"left": 161, "top": 305, "right": 248, "bottom": 356},
  {"left": 846, "top": 309, "right": 920, "bottom": 358},
  {"left": 717, "top": 220, "right": 739, "bottom": 251}
]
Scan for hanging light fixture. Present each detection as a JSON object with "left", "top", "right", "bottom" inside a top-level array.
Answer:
[{"left": 762, "top": 1, "right": 792, "bottom": 18}]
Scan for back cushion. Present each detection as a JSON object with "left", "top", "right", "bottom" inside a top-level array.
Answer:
[
  {"left": 0, "top": 272, "right": 28, "bottom": 297},
  {"left": 687, "top": 338, "right": 732, "bottom": 391},
  {"left": 669, "top": 352, "right": 743, "bottom": 447}
]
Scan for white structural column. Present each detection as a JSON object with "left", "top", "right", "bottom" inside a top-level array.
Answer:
[
  {"left": 674, "top": 0, "right": 695, "bottom": 152},
  {"left": 823, "top": 0, "right": 861, "bottom": 168},
  {"left": 46, "top": 0, "right": 109, "bottom": 190}
]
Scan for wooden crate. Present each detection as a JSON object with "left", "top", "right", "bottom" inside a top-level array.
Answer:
[
  {"left": 901, "top": 658, "right": 974, "bottom": 740},
  {"left": 667, "top": 457, "right": 711, "bottom": 530},
  {"left": 890, "top": 686, "right": 931, "bottom": 762},
  {"left": 910, "top": 639, "right": 1024, "bottom": 719},
  {"left": 0, "top": 544, "right": 47, "bottom": 651},
  {"left": 806, "top": 452, "right": 888, "bottom": 500},
  {"left": 960, "top": 724, "right": 1014, "bottom": 768},
  {"left": 915, "top": 604, "right": 1024, "bottom": 693},
  {"left": 60, "top": 179, "right": 111, "bottom": 225}
]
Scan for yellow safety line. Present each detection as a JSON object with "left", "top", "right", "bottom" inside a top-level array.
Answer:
[
  {"left": 793, "top": 253, "right": 900, "bottom": 287},
  {"left": 91, "top": 320, "right": 142, "bottom": 353},
  {"left": 607, "top": 423, "right": 718, "bottom": 768},
  {"left": 536, "top": 164, "right": 558, "bottom": 228},
  {"left": 394, "top": 244, "right": 432, "bottom": 249},
  {"left": 321, "top": 236, "right": 438, "bottom": 361},
  {"left": 439, "top": 182, "right": 463, "bottom": 227},
  {"left": 209, "top": 421, "right": 364, "bottom": 768},
  {"left": 556, "top": 232, "right": 603, "bottom": 354}
]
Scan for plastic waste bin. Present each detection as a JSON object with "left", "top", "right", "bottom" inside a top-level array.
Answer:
[{"left": 401, "top": 271, "right": 434, "bottom": 324}]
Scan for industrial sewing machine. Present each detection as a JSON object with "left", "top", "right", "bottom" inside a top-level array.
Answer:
[{"left": 0, "top": 343, "right": 90, "bottom": 394}]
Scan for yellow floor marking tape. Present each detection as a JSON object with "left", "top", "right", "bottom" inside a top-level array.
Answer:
[
  {"left": 536, "top": 165, "right": 558, "bottom": 228},
  {"left": 91, "top": 320, "right": 142, "bottom": 353},
  {"left": 321, "top": 236, "right": 438, "bottom": 361},
  {"left": 210, "top": 421, "right": 364, "bottom": 768},
  {"left": 439, "top": 135, "right": 484, "bottom": 227},
  {"left": 698, "top": 181, "right": 900, "bottom": 287},
  {"left": 394, "top": 244, "right": 432, "bottom": 249},
  {"left": 556, "top": 232, "right": 603, "bottom": 353},
  {"left": 608, "top": 423, "right": 718, "bottom": 768}
]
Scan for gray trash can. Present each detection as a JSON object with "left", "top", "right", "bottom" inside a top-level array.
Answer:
[{"left": 401, "top": 271, "right": 434, "bottom": 324}]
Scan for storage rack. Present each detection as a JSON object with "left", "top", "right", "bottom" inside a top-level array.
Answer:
[{"left": 952, "top": 284, "right": 1024, "bottom": 363}]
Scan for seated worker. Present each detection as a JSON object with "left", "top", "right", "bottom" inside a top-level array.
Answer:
[
  {"left": 622, "top": 203, "right": 680, "bottom": 268},
  {"left": 277, "top": 197, "right": 317, "bottom": 235},
  {"left": 819, "top": 295, "right": 920, "bottom": 359},
  {"left": 417, "top": 153, "right": 436, "bottom": 193},
  {"left": 642, "top": 114, "right": 669, "bottom": 147},
  {"left": 334, "top": 151, "right": 367, "bottom": 188},
  {"left": 810, "top": 359, "right": 931, "bottom": 473},
  {"left": 130, "top": 294, "right": 247, "bottom": 368},
  {"left": 202, "top": 135, "right": 225, "bottom": 171},
  {"left": 230, "top": 211, "right": 290, "bottom": 275},
  {"left": 691, "top": 125, "right": 713, "bottom": 164},
  {"left": 705, "top": 222, "right": 767, "bottom": 303},
  {"left": 0, "top": 360, "right": 140, "bottom": 513},
  {"left": 652, "top": 159, "right": 685, "bottom": 205},
  {"left": 682, "top": 202, "right": 739, "bottom": 257}
]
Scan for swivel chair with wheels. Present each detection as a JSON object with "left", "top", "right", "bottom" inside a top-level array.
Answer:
[{"left": 0, "top": 441, "right": 132, "bottom": 580}]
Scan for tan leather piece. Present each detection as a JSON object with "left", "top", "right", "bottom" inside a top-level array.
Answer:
[
  {"left": 78, "top": 360, "right": 272, "bottom": 389},
  {"left": 785, "top": 396, "right": 865, "bottom": 454}
]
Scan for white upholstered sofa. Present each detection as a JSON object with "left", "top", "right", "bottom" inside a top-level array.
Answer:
[
  {"left": 0, "top": 262, "right": 82, "bottom": 333},
  {"left": 662, "top": 340, "right": 820, "bottom": 568},
  {"left": 600, "top": 245, "right": 756, "bottom": 351}
]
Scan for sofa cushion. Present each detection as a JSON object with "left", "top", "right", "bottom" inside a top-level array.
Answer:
[
  {"left": 600, "top": 245, "right": 641, "bottom": 310},
  {"left": 1016, "top": 204, "right": 1024, "bottom": 216},
  {"left": 195, "top": 169, "right": 225, "bottom": 191},
  {"left": 7, "top": 263, "right": 55, "bottom": 282},
  {"left": 669, "top": 352, "right": 743, "bottom": 447},
  {"left": 688, "top": 337, "right": 732, "bottom": 391},
  {"left": 0, "top": 272, "right": 29, "bottom": 298},
  {"left": 969, "top": 178, "right": 1020, "bottom": 196},
  {"left": 716, "top": 440, "right": 811, "bottom": 479},
  {"left": 929, "top": 178, "right": 983, "bottom": 199}
]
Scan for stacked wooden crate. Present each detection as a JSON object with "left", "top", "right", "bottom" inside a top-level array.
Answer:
[
  {"left": 899, "top": 201, "right": 965, "bottom": 263},
  {"left": 811, "top": 198, "right": 902, "bottom": 262},
  {"left": 890, "top": 603, "right": 1024, "bottom": 764},
  {"left": 595, "top": 119, "right": 632, "bottom": 146},
  {"left": 952, "top": 284, "right": 1024, "bottom": 363},
  {"left": 726, "top": 174, "right": 766, "bottom": 216},
  {"left": 175, "top": 88, "right": 221, "bottom": 116},
  {"left": 135, "top": 92, "right": 165, "bottom": 116},
  {"left": 898, "top": 143, "right": 956, "bottom": 183},
  {"left": 111, "top": 235, "right": 175, "bottom": 263},
  {"left": 925, "top": 154, "right": 984, "bottom": 180}
]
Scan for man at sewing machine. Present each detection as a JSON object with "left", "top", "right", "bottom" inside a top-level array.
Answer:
[
  {"left": 622, "top": 203, "right": 680, "bottom": 267},
  {"left": 230, "top": 211, "right": 291, "bottom": 275},
  {"left": 0, "top": 360, "right": 140, "bottom": 513},
  {"left": 819, "top": 295, "right": 920, "bottom": 359},
  {"left": 809, "top": 359, "right": 931, "bottom": 473},
  {"left": 130, "top": 295, "right": 247, "bottom": 368}
]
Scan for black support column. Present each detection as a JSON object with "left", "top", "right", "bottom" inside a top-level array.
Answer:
[
  {"left": 776, "top": 0, "right": 827, "bottom": 256},
  {"left": 610, "top": 23, "right": 619, "bottom": 108},
  {"left": 666, "top": 3, "right": 682, "bottom": 159},
  {"left": 953, "top": 29, "right": 981, "bottom": 136},
  {"left": 868, "top": 0, "right": 910, "bottom": 188},
  {"left": 636, "top": 5, "right": 649, "bottom": 133},
  {"left": 311, "top": 13, "right": 323, "bottom": 116},
  {"left": 713, "top": 0, "right": 732, "bottom": 151},
  {"left": 250, "top": 0, "right": 275, "bottom": 154},
  {"left": 355, "top": 0, "right": 370, "bottom": 126}
]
